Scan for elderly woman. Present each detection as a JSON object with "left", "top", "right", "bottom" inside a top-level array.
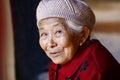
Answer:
[{"left": 36, "top": 0, "right": 120, "bottom": 80}]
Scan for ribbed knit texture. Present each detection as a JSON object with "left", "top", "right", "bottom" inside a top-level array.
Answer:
[{"left": 36, "top": 0, "right": 95, "bottom": 30}]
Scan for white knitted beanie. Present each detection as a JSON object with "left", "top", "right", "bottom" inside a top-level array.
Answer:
[{"left": 36, "top": 0, "right": 95, "bottom": 30}]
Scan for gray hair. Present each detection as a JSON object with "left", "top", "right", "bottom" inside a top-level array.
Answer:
[{"left": 65, "top": 19, "right": 84, "bottom": 33}]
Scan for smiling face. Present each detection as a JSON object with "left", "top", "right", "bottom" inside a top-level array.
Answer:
[{"left": 38, "top": 18, "right": 80, "bottom": 64}]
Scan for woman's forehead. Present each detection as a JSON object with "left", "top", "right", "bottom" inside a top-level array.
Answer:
[
  {"left": 39, "top": 18, "right": 67, "bottom": 29},
  {"left": 40, "top": 17, "right": 63, "bottom": 25}
]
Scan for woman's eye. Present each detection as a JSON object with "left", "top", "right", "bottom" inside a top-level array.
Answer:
[
  {"left": 55, "top": 30, "right": 62, "bottom": 37},
  {"left": 57, "top": 30, "right": 62, "bottom": 34},
  {"left": 40, "top": 33, "right": 48, "bottom": 39}
]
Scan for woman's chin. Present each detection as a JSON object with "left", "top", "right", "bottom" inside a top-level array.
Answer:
[
  {"left": 52, "top": 59, "right": 66, "bottom": 64},
  {"left": 52, "top": 58, "right": 69, "bottom": 65}
]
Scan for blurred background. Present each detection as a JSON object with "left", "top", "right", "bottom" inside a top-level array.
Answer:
[
  {"left": 0, "top": 0, "right": 120, "bottom": 80},
  {"left": 84, "top": 0, "right": 120, "bottom": 63}
]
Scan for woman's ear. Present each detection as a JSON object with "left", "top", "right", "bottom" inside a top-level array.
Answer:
[{"left": 79, "top": 26, "right": 90, "bottom": 46}]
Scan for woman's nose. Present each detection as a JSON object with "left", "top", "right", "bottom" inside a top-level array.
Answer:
[{"left": 48, "top": 36, "right": 57, "bottom": 48}]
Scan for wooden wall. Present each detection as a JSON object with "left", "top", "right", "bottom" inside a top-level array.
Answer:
[{"left": 0, "top": 0, "right": 15, "bottom": 80}]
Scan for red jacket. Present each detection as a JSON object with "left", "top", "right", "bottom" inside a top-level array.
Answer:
[{"left": 49, "top": 39, "right": 120, "bottom": 80}]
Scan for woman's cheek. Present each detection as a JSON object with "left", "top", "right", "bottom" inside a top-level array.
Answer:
[
  {"left": 58, "top": 36, "right": 70, "bottom": 47},
  {"left": 40, "top": 39, "right": 46, "bottom": 51}
]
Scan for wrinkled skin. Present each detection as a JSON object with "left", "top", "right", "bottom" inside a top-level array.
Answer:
[{"left": 38, "top": 18, "right": 81, "bottom": 64}]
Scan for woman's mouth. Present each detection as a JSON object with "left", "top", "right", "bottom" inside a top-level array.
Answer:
[{"left": 50, "top": 51, "right": 62, "bottom": 58}]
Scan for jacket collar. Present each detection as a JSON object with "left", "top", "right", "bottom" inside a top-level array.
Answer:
[
  {"left": 50, "top": 39, "right": 97, "bottom": 78},
  {"left": 59, "top": 45, "right": 89, "bottom": 77}
]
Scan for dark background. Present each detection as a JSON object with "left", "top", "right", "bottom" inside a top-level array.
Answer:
[{"left": 10, "top": 0, "right": 51, "bottom": 80}]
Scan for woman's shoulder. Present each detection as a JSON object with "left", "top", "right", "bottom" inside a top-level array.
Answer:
[{"left": 88, "top": 39, "right": 120, "bottom": 72}]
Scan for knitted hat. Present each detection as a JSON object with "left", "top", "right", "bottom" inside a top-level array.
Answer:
[{"left": 36, "top": 0, "right": 95, "bottom": 30}]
